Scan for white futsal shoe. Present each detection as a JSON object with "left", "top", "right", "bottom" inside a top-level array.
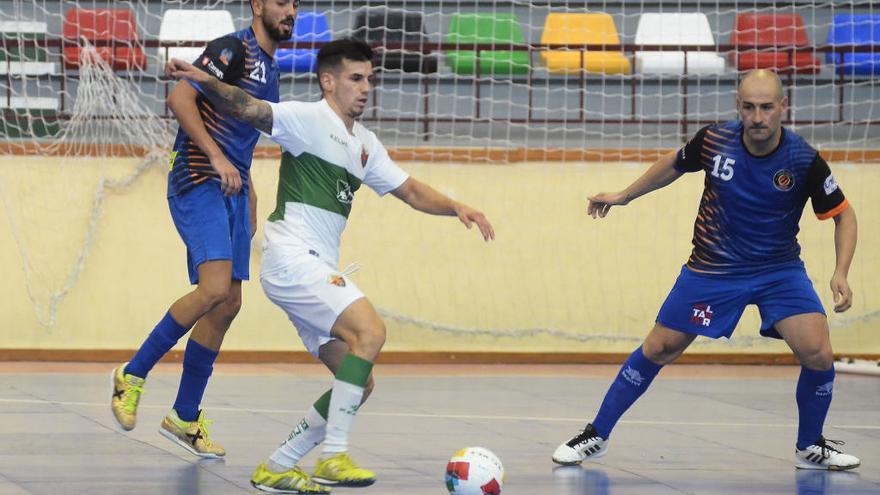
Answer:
[
  {"left": 552, "top": 423, "right": 608, "bottom": 466},
  {"left": 795, "top": 436, "right": 860, "bottom": 471}
]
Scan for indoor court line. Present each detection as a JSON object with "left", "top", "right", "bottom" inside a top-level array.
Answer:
[{"left": 2, "top": 396, "right": 878, "bottom": 430}]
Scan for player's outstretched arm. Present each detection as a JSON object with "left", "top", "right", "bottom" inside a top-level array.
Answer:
[
  {"left": 587, "top": 150, "right": 684, "bottom": 219},
  {"left": 391, "top": 178, "right": 495, "bottom": 241},
  {"left": 830, "top": 205, "right": 857, "bottom": 312},
  {"left": 167, "top": 58, "right": 273, "bottom": 135}
]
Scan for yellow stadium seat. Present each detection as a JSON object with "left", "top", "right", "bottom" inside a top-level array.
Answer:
[{"left": 540, "top": 13, "right": 631, "bottom": 75}]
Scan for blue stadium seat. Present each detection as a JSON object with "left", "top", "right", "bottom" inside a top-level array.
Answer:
[
  {"left": 275, "top": 12, "right": 330, "bottom": 73},
  {"left": 826, "top": 14, "right": 880, "bottom": 76}
]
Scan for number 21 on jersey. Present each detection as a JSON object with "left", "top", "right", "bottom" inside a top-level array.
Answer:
[
  {"left": 249, "top": 59, "right": 267, "bottom": 84},
  {"left": 711, "top": 154, "right": 735, "bottom": 181}
]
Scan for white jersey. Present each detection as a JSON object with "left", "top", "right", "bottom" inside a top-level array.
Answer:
[{"left": 261, "top": 99, "right": 409, "bottom": 275}]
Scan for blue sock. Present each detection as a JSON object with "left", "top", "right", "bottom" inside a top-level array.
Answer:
[
  {"left": 796, "top": 365, "right": 835, "bottom": 450},
  {"left": 592, "top": 346, "right": 663, "bottom": 439},
  {"left": 125, "top": 311, "right": 189, "bottom": 379},
  {"left": 173, "top": 339, "right": 219, "bottom": 422}
]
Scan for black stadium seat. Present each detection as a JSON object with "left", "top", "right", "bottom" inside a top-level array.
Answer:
[{"left": 352, "top": 7, "right": 438, "bottom": 73}]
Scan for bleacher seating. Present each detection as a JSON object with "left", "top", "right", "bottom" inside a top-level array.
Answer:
[
  {"left": 446, "top": 13, "right": 529, "bottom": 75},
  {"left": 158, "top": 10, "right": 235, "bottom": 67},
  {"left": 0, "top": 21, "right": 55, "bottom": 76},
  {"left": 826, "top": 14, "right": 880, "bottom": 77},
  {"left": 634, "top": 13, "right": 724, "bottom": 75},
  {"left": 352, "top": 7, "right": 437, "bottom": 73},
  {"left": 275, "top": 12, "right": 330, "bottom": 73},
  {"left": 540, "top": 13, "right": 631, "bottom": 75},
  {"left": 63, "top": 8, "right": 146, "bottom": 70},
  {"left": 730, "top": 13, "right": 819, "bottom": 74}
]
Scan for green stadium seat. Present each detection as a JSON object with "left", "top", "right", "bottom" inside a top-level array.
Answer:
[
  {"left": 0, "top": 21, "right": 55, "bottom": 76},
  {"left": 446, "top": 13, "right": 529, "bottom": 75}
]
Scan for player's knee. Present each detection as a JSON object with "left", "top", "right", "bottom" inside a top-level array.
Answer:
[
  {"left": 196, "top": 281, "right": 231, "bottom": 310},
  {"left": 348, "top": 323, "right": 386, "bottom": 358},
  {"left": 641, "top": 339, "right": 678, "bottom": 365},
  {"left": 800, "top": 346, "right": 834, "bottom": 371}
]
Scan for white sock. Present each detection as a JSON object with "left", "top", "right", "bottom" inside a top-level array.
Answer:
[
  {"left": 322, "top": 379, "right": 365, "bottom": 455},
  {"left": 268, "top": 406, "right": 327, "bottom": 470}
]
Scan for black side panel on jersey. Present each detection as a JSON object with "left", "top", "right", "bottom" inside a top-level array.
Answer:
[
  {"left": 805, "top": 154, "right": 847, "bottom": 216},
  {"left": 192, "top": 35, "right": 246, "bottom": 83},
  {"left": 675, "top": 125, "right": 712, "bottom": 172}
]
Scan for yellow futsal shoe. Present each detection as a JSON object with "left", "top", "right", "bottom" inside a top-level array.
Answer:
[
  {"left": 159, "top": 409, "right": 226, "bottom": 458},
  {"left": 251, "top": 463, "right": 331, "bottom": 494},
  {"left": 312, "top": 453, "right": 376, "bottom": 487},
  {"left": 110, "top": 363, "right": 145, "bottom": 431}
]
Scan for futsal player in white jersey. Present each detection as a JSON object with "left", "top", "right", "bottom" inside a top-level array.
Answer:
[{"left": 167, "top": 38, "right": 494, "bottom": 493}]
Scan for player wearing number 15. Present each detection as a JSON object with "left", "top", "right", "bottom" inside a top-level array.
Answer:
[{"left": 553, "top": 70, "right": 861, "bottom": 471}]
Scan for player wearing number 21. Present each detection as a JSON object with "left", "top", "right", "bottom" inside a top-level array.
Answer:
[{"left": 553, "top": 69, "right": 860, "bottom": 471}]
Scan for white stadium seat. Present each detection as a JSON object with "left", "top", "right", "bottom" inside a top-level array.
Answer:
[{"left": 635, "top": 13, "right": 725, "bottom": 75}]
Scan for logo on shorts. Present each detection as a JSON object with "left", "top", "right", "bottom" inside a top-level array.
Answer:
[
  {"left": 328, "top": 274, "right": 346, "bottom": 287},
  {"left": 773, "top": 169, "right": 795, "bottom": 192},
  {"left": 621, "top": 366, "right": 645, "bottom": 387},
  {"left": 816, "top": 381, "right": 833, "bottom": 397},
  {"left": 336, "top": 179, "right": 353, "bottom": 204},
  {"left": 691, "top": 304, "right": 713, "bottom": 327}
]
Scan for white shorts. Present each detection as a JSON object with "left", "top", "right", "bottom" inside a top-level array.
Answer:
[{"left": 260, "top": 254, "right": 365, "bottom": 357}]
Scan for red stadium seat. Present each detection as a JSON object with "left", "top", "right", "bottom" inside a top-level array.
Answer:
[
  {"left": 730, "top": 13, "right": 820, "bottom": 74},
  {"left": 63, "top": 8, "right": 146, "bottom": 70}
]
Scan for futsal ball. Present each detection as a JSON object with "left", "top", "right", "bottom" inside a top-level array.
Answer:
[{"left": 445, "top": 447, "right": 504, "bottom": 495}]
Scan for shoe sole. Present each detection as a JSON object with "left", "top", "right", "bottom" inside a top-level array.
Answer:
[
  {"left": 251, "top": 480, "right": 325, "bottom": 494},
  {"left": 109, "top": 367, "right": 135, "bottom": 432},
  {"left": 795, "top": 461, "right": 860, "bottom": 471},
  {"left": 552, "top": 448, "right": 608, "bottom": 466},
  {"left": 312, "top": 476, "right": 375, "bottom": 487},
  {"left": 158, "top": 426, "right": 224, "bottom": 459}
]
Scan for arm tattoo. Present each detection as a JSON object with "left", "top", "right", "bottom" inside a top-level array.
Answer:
[{"left": 198, "top": 77, "right": 273, "bottom": 134}]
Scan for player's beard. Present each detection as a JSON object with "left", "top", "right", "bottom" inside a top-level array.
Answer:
[{"left": 265, "top": 16, "right": 294, "bottom": 42}]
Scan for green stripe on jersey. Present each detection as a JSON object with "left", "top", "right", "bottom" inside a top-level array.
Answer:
[{"left": 269, "top": 151, "right": 362, "bottom": 221}]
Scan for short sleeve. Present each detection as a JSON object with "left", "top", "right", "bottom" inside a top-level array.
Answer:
[
  {"left": 362, "top": 135, "right": 409, "bottom": 196},
  {"left": 674, "top": 125, "right": 711, "bottom": 173},
  {"left": 191, "top": 35, "right": 246, "bottom": 83},
  {"left": 267, "top": 101, "right": 310, "bottom": 155},
  {"left": 806, "top": 154, "right": 848, "bottom": 220}
]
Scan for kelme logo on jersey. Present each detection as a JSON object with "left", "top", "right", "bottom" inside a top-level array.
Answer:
[
  {"left": 773, "top": 169, "right": 795, "bottom": 191},
  {"left": 823, "top": 175, "right": 839, "bottom": 195},
  {"left": 328, "top": 274, "right": 346, "bottom": 287},
  {"left": 202, "top": 57, "right": 224, "bottom": 79},
  {"left": 336, "top": 179, "right": 354, "bottom": 204},
  {"left": 691, "top": 304, "right": 713, "bottom": 327}
]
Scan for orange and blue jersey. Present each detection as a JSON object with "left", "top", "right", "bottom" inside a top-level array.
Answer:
[
  {"left": 674, "top": 120, "right": 848, "bottom": 275},
  {"left": 168, "top": 27, "right": 280, "bottom": 197}
]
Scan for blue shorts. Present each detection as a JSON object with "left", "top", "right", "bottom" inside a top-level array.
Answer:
[
  {"left": 168, "top": 183, "right": 250, "bottom": 285},
  {"left": 656, "top": 263, "right": 825, "bottom": 340}
]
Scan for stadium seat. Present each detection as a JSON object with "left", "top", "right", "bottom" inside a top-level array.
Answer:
[
  {"left": 540, "top": 13, "right": 630, "bottom": 75},
  {"left": 634, "top": 13, "right": 724, "bottom": 75},
  {"left": 158, "top": 10, "right": 235, "bottom": 67},
  {"left": 352, "top": 7, "right": 437, "bottom": 73},
  {"left": 0, "top": 21, "right": 55, "bottom": 76},
  {"left": 0, "top": 96, "right": 60, "bottom": 138},
  {"left": 826, "top": 14, "right": 880, "bottom": 77},
  {"left": 446, "top": 13, "right": 529, "bottom": 75},
  {"left": 275, "top": 12, "right": 330, "bottom": 73},
  {"left": 63, "top": 8, "right": 146, "bottom": 71},
  {"left": 730, "top": 13, "right": 820, "bottom": 74}
]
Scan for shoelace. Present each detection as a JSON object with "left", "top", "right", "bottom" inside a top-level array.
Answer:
[
  {"left": 567, "top": 427, "right": 599, "bottom": 448},
  {"left": 195, "top": 416, "right": 215, "bottom": 446},
  {"left": 817, "top": 436, "right": 845, "bottom": 459},
  {"left": 121, "top": 383, "right": 144, "bottom": 413}
]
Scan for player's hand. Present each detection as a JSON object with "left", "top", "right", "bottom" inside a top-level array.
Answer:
[
  {"left": 455, "top": 204, "right": 495, "bottom": 241},
  {"left": 587, "top": 191, "right": 629, "bottom": 219},
  {"left": 167, "top": 58, "right": 210, "bottom": 84},
  {"left": 830, "top": 272, "right": 853, "bottom": 313},
  {"left": 210, "top": 155, "right": 242, "bottom": 196}
]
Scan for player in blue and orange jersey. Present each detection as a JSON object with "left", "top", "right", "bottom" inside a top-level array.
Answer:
[
  {"left": 110, "top": 0, "right": 298, "bottom": 459},
  {"left": 553, "top": 70, "right": 860, "bottom": 471}
]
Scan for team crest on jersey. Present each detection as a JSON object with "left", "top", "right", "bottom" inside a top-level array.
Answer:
[
  {"left": 361, "top": 146, "right": 369, "bottom": 167},
  {"left": 336, "top": 179, "right": 354, "bottom": 204},
  {"left": 773, "top": 169, "right": 795, "bottom": 191},
  {"left": 219, "top": 48, "right": 233, "bottom": 66},
  {"left": 691, "top": 304, "right": 713, "bottom": 327},
  {"left": 823, "top": 175, "right": 839, "bottom": 195},
  {"left": 328, "top": 274, "right": 346, "bottom": 287}
]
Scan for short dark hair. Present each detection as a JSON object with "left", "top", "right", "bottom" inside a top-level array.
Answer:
[{"left": 316, "top": 38, "right": 373, "bottom": 76}]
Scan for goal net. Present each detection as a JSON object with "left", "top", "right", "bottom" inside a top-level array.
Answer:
[{"left": 1, "top": 0, "right": 877, "bottom": 354}]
